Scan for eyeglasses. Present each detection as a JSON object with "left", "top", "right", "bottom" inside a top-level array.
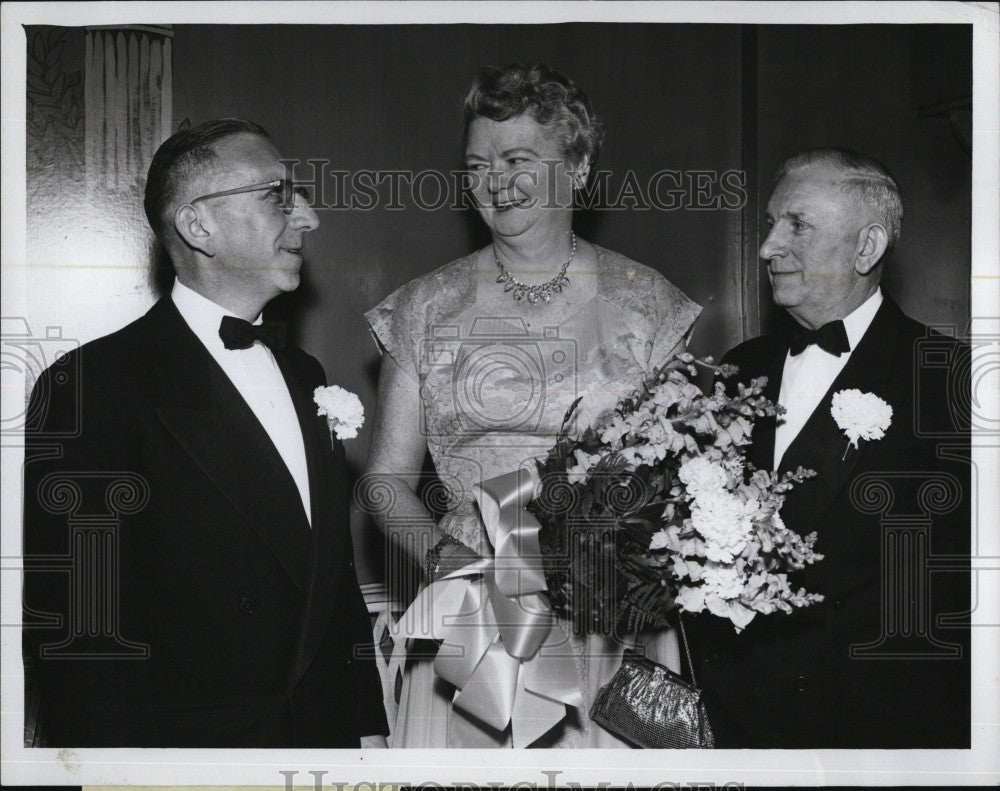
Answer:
[{"left": 190, "top": 179, "right": 311, "bottom": 215}]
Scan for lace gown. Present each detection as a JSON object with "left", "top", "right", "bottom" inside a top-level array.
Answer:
[{"left": 366, "top": 245, "right": 701, "bottom": 747}]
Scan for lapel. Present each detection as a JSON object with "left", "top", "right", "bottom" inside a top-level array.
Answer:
[
  {"left": 749, "top": 342, "right": 785, "bottom": 474},
  {"left": 777, "top": 298, "right": 903, "bottom": 534},
  {"left": 272, "top": 350, "right": 348, "bottom": 689},
  {"left": 146, "top": 299, "right": 312, "bottom": 594}
]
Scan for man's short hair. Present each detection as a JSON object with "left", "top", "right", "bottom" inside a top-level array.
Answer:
[
  {"left": 143, "top": 118, "right": 270, "bottom": 239},
  {"left": 776, "top": 147, "right": 904, "bottom": 253}
]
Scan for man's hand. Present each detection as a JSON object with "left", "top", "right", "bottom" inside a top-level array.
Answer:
[{"left": 360, "top": 734, "right": 388, "bottom": 749}]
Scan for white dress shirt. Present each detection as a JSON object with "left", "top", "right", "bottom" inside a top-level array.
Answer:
[
  {"left": 773, "top": 288, "right": 883, "bottom": 469},
  {"left": 171, "top": 279, "right": 312, "bottom": 524}
]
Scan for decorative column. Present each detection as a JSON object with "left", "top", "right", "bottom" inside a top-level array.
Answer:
[
  {"left": 849, "top": 471, "right": 964, "bottom": 658},
  {"left": 84, "top": 25, "right": 172, "bottom": 195},
  {"left": 35, "top": 472, "right": 150, "bottom": 658}
]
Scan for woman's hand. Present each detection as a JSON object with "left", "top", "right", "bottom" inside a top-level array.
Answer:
[{"left": 425, "top": 534, "right": 481, "bottom": 583}]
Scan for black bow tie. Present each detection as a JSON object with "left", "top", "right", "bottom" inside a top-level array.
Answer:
[
  {"left": 218, "top": 315, "right": 287, "bottom": 351},
  {"left": 789, "top": 319, "right": 850, "bottom": 357}
]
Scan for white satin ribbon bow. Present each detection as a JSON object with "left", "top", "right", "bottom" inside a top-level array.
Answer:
[{"left": 392, "top": 468, "right": 583, "bottom": 747}]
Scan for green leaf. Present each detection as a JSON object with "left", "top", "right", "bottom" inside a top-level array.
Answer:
[{"left": 561, "top": 396, "right": 583, "bottom": 429}]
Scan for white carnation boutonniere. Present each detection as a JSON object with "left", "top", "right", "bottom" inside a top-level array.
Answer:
[
  {"left": 314, "top": 385, "right": 364, "bottom": 441},
  {"left": 830, "top": 388, "right": 893, "bottom": 460}
]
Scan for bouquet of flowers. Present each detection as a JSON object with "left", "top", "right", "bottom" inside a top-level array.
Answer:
[{"left": 531, "top": 353, "right": 824, "bottom": 633}]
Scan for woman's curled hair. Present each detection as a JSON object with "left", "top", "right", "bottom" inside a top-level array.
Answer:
[{"left": 463, "top": 63, "right": 604, "bottom": 170}]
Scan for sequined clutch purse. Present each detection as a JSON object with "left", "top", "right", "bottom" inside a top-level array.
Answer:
[{"left": 590, "top": 621, "right": 715, "bottom": 748}]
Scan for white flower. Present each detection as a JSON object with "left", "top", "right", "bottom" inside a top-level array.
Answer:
[
  {"left": 617, "top": 446, "right": 644, "bottom": 468},
  {"left": 677, "top": 456, "right": 730, "bottom": 497},
  {"left": 689, "top": 489, "right": 760, "bottom": 563},
  {"left": 831, "top": 389, "right": 893, "bottom": 450},
  {"left": 648, "top": 529, "right": 670, "bottom": 551},
  {"left": 702, "top": 564, "right": 745, "bottom": 600},
  {"left": 566, "top": 449, "right": 601, "bottom": 485},
  {"left": 676, "top": 586, "right": 705, "bottom": 613},
  {"left": 314, "top": 385, "right": 364, "bottom": 440},
  {"left": 710, "top": 597, "right": 757, "bottom": 631},
  {"left": 721, "top": 454, "right": 746, "bottom": 479},
  {"left": 671, "top": 556, "right": 703, "bottom": 581},
  {"left": 650, "top": 380, "right": 684, "bottom": 409},
  {"left": 600, "top": 415, "right": 630, "bottom": 445},
  {"left": 651, "top": 374, "right": 702, "bottom": 409}
]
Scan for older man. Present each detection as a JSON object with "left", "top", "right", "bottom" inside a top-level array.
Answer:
[
  {"left": 23, "top": 119, "right": 388, "bottom": 747},
  {"left": 688, "top": 148, "right": 970, "bottom": 748}
]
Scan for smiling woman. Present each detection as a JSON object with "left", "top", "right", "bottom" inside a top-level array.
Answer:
[
  {"left": 465, "top": 115, "right": 575, "bottom": 244},
  {"left": 362, "top": 63, "right": 702, "bottom": 748}
]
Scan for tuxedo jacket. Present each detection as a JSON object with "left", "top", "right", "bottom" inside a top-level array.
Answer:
[
  {"left": 686, "top": 295, "right": 970, "bottom": 748},
  {"left": 22, "top": 297, "right": 387, "bottom": 747}
]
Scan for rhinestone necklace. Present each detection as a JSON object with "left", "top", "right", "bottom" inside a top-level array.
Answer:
[{"left": 493, "top": 232, "right": 576, "bottom": 304}]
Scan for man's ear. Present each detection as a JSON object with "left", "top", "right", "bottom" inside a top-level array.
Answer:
[
  {"left": 855, "top": 222, "right": 889, "bottom": 275},
  {"left": 173, "top": 204, "right": 215, "bottom": 256}
]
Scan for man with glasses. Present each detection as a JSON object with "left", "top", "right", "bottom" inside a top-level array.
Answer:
[{"left": 23, "top": 119, "right": 389, "bottom": 747}]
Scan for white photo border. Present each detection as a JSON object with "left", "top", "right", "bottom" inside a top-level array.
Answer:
[{"left": 2, "top": 1, "right": 998, "bottom": 786}]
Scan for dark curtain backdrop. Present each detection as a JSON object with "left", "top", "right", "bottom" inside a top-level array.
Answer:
[
  {"left": 753, "top": 24, "right": 971, "bottom": 335},
  {"left": 30, "top": 23, "right": 969, "bottom": 584}
]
